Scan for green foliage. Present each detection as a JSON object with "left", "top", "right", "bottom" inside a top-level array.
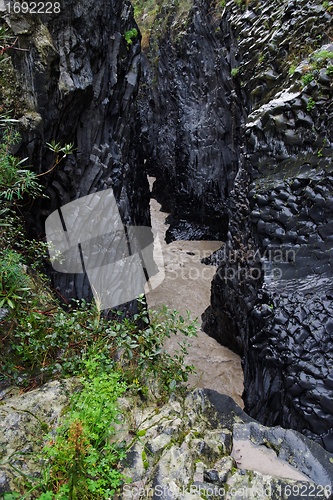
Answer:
[
  {"left": 35, "top": 360, "right": 128, "bottom": 499},
  {"left": 1, "top": 293, "right": 197, "bottom": 394},
  {"left": 312, "top": 49, "right": 333, "bottom": 62},
  {"left": 0, "top": 118, "right": 42, "bottom": 211},
  {"left": 301, "top": 72, "right": 315, "bottom": 87},
  {"left": 322, "top": 1, "right": 333, "bottom": 12},
  {"left": 0, "top": 249, "right": 31, "bottom": 309},
  {"left": 0, "top": 213, "right": 50, "bottom": 269},
  {"left": 132, "top": 0, "right": 159, "bottom": 48},
  {"left": 124, "top": 28, "right": 138, "bottom": 47},
  {"left": 288, "top": 64, "right": 296, "bottom": 75},
  {"left": 299, "top": 49, "right": 333, "bottom": 87},
  {"left": 231, "top": 68, "right": 239, "bottom": 77},
  {"left": 306, "top": 97, "right": 316, "bottom": 111},
  {"left": 112, "top": 297, "right": 197, "bottom": 397}
]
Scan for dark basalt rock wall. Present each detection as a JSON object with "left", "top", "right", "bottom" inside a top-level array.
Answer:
[
  {"left": 2, "top": 0, "right": 150, "bottom": 303},
  {"left": 204, "top": 0, "right": 333, "bottom": 450},
  {"left": 139, "top": 0, "right": 243, "bottom": 241}
]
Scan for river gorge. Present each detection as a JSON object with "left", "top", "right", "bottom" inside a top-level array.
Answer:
[{"left": 1, "top": 0, "right": 333, "bottom": 497}]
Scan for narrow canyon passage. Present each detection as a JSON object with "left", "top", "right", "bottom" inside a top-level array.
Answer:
[{"left": 145, "top": 180, "right": 244, "bottom": 407}]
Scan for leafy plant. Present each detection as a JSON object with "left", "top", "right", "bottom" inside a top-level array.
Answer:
[
  {"left": 0, "top": 249, "right": 31, "bottom": 309},
  {"left": 111, "top": 296, "right": 197, "bottom": 397},
  {"left": 306, "top": 97, "right": 316, "bottom": 111},
  {"left": 322, "top": 1, "right": 333, "bottom": 12},
  {"left": 231, "top": 67, "right": 239, "bottom": 77},
  {"left": 124, "top": 28, "right": 138, "bottom": 47},
  {"left": 288, "top": 64, "right": 296, "bottom": 75},
  {"left": 301, "top": 72, "right": 314, "bottom": 87},
  {"left": 0, "top": 118, "right": 42, "bottom": 212},
  {"left": 312, "top": 49, "right": 333, "bottom": 62},
  {"left": 34, "top": 360, "right": 128, "bottom": 500},
  {"left": 1, "top": 291, "right": 197, "bottom": 395}
]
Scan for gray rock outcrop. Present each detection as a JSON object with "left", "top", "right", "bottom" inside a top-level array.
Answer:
[
  {"left": 0, "top": 379, "right": 77, "bottom": 495},
  {"left": 2, "top": 383, "right": 333, "bottom": 499}
]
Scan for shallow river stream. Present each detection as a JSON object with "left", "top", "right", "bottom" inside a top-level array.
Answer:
[{"left": 145, "top": 184, "right": 244, "bottom": 407}]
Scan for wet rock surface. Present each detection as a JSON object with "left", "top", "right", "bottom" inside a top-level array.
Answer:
[
  {"left": 138, "top": 0, "right": 243, "bottom": 241},
  {"left": 120, "top": 389, "right": 333, "bottom": 499},
  {"left": 0, "top": 379, "right": 78, "bottom": 495},
  {"left": 203, "top": 0, "right": 333, "bottom": 451},
  {"left": 2, "top": 0, "right": 150, "bottom": 304},
  {"left": 4, "top": 382, "right": 333, "bottom": 498}
]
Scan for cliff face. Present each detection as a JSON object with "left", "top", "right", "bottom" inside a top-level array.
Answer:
[
  {"left": 140, "top": 0, "right": 333, "bottom": 451},
  {"left": 203, "top": 0, "right": 333, "bottom": 450},
  {"left": 139, "top": 0, "right": 243, "bottom": 242},
  {"left": 2, "top": 0, "right": 150, "bottom": 303}
]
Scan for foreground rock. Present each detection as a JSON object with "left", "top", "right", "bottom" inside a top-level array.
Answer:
[
  {"left": 120, "top": 389, "right": 333, "bottom": 499},
  {"left": 2, "top": 381, "right": 333, "bottom": 498},
  {"left": 0, "top": 379, "right": 77, "bottom": 495}
]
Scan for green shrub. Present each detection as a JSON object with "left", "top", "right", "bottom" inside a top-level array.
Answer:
[
  {"left": 0, "top": 118, "right": 42, "bottom": 212},
  {"left": 301, "top": 72, "right": 315, "bottom": 87},
  {"left": 312, "top": 49, "right": 333, "bottom": 61},
  {"left": 35, "top": 360, "right": 128, "bottom": 500},
  {"left": 112, "top": 298, "right": 197, "bottom": 397},
  {"left": 306, "top": 97, "right": 316, "bottom": 111},
  {"left": 1, "top": 293, "right": 197, "bottom": 393},
  {"left": 124, "top": 28, "right": 138, "bottom": 47},
  {"left": 0, "top": 249, "right": 31, "bottom": 309}
]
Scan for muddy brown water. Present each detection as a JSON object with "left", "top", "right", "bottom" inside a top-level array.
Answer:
[{"left": 145, "top": 189, "right": 244, "bottom": 407}]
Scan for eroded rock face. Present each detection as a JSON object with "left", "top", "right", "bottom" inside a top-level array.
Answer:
[
  {"left": 139, "top": 0, "right": 243, "bottom": 241},
  {"left": 204, "top": 0, "right": 333, "bottom": 450},
  {"left": 2, "top": 0, "right": 150, "bottom": 303},
  {"left": 0, "top": 379, "right": 77, "bottom": 495},
  {"left": 2, "top": 382, "right": 333, "bottom": 498},
  {"left": 0, "top": 379, "right": 333, "bottom": 500},
  {"left": 117, "top": 389, "right": 333, "bottom": 499}
]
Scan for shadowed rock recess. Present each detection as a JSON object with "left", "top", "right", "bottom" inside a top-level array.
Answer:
[
  {"left": 140, "top": 0, "right": 333, "bottom": 451},
  {"left": 138, "top": 0, "right": 243, "bottom": 242},
  {"left": 1, "top": 0, "right": 150, "bottom": 304}
]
